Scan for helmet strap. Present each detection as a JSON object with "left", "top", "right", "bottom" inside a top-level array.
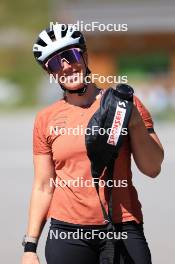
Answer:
[{"left": 61, "top": 85, "right": 88, "bottom": 96}]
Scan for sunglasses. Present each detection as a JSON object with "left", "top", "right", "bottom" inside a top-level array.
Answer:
[{"left": 45, "top": 48, "right": 82, "bottom": 73}]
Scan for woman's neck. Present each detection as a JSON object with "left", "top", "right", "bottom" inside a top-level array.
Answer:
[{"left": 64, "top": 83, "right": 100, "bottom": 108}]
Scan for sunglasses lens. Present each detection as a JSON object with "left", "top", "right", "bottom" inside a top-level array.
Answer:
[
  {"left": 46, "top": 49, "right": 82, "bottom": 73},
  {"left": 47, "top": 55, "right": 62, "bottom": 73},
  {"left": 61, "top": 49, "right": 82, "bottom": 64}
]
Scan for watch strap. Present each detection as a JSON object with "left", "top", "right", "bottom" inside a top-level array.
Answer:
[{"left": 24, "top": 242, "right": 37, "bottom": 253}]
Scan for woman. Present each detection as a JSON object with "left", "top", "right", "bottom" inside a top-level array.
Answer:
[{"left": 21, "top": 23, "right": 164, "bottom": 264}]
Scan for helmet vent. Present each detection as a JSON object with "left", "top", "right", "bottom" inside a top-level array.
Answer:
[
  {"left": 34, "top": 51, "right": 42, "bottom": 59},
  {"left": 36, "top": 38, "right": 47, "bottom": 47},
  {"left": 61, "top": 25, "right": 68, "bottom": 38},
  {"left": 48, "top": 31, "right": 56, "bottom": 42},
  {"left": 71, "top": 31, "right": 80, "bottom": 39}
]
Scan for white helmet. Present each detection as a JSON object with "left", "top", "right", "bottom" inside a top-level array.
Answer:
[{"left": 33, "top": 23, "right": 86, "bottom": 65}]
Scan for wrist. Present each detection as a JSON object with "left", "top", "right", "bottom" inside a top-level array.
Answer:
[
  {"left": 24, "top": 242, "right": 37, "bottom": 253},
  {"left": 22, "top": 235, "right": 39, "bottom": 253}
]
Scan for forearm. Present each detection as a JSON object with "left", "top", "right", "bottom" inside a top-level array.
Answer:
[
  {"left": 26, "top": 184, "right": 53, "bottom": 238},
  {"left": 129, "top": 108, "right": 164, "bottom": 177}
]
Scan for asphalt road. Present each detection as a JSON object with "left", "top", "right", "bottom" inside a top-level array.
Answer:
[{"left": 0, "top": 111, "right": 174, "bottom": 264}]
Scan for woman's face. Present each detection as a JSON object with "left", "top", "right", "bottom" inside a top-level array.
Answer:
[{"left": 52, "top": 48, "right": 87, "bottom": 91}]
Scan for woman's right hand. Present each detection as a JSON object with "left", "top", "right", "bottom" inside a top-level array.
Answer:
[{"left": 21, "top": 252, "right": 40, "bottom": 264}]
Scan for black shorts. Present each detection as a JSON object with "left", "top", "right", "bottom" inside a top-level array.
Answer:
[{"left": 45, "top": 218, "right": 152, "bottom": 264}]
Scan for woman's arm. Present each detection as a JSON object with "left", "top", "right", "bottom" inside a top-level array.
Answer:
[
  {"left": 128, "top": 105, "right": 164, "bottom": 178},
  {"left": 26, "top": 154, "right": 56, "bottom": 238},
  {"left": 22, "top": 154, "right": 56, "bottom": 264}
]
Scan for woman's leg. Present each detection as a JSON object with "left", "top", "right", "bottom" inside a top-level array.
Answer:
[
  {"left": 45, "top": 226, "right": 99, "bottom": 264},
  {"left": 114, "top": 221, "right": 152, "bottom": 264}
]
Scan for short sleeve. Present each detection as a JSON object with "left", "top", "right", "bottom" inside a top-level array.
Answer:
[
  {"left": 134, "top": 96, "right": 154, "bottom": 133},
  {"left": 33, "top": 112, "right": 52, "bottom": 155}
]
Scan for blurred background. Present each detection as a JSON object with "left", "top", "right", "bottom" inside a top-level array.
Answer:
[{"left": 0, "top": 0, "right": 174, "bottom": 263}]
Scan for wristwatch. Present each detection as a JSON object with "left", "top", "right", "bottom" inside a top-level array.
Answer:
[{"left": 22, "top": 235, "right": 38, "bottom": 247}]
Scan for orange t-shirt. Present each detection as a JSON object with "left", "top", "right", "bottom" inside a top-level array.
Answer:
[{"left": 33, "top": 92, "right": 154, "bottom": 225}]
